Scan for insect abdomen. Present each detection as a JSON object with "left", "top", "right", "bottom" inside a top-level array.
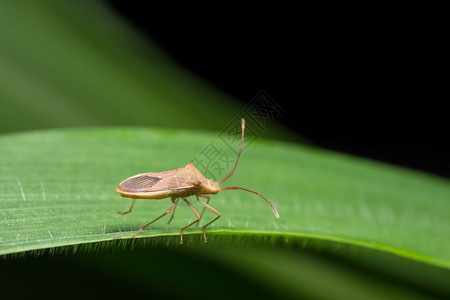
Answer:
[{"left": 116, "top": 188, "right": 171, "bottom": 199}]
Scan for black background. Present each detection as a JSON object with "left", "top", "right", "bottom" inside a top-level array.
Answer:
[{"left": 107, "top": 3, "right": 448, "bottom": 178}]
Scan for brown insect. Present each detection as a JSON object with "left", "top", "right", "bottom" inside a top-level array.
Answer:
[{"left": 116, "top": 118, "right": 279, "bottom": 244}]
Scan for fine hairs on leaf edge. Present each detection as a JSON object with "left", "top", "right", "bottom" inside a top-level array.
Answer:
[{"left": 2, "top": 231, "right": 450, "bottom": 272}]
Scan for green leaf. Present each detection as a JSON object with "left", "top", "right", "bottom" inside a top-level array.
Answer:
[{"left": 1, "top": 127, "right": 449, "bottom": 271}]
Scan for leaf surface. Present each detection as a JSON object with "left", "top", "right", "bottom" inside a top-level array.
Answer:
[{"left": 1, "top": 127, "right": 449, "bottom": 271}]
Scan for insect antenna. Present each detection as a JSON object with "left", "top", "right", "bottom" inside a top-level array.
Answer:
[
  {"left": 219, "top": 119, "right": 279, "bottom": 218},
  {"left": 219, "top": 118, "right": 245, "bottom": 184},
  {"left": 220, "top": 186, "right": 279, "bottom": 218}
]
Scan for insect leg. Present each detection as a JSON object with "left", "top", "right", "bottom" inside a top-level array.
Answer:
[
  {"left": 117, "top": 199, "right": 136, "bottom": 215},
  {"left": 198, "top": 199, "right": 221, "bottom": 243},
  {"left": 167, "top": 198, "right": 179, "bottom": 224},
  {"left": 132, "top": 202, "right": 177, "bottom": 238},
  {"left": 179, "top": 197, "right": 200, "bottom": 244},
  {"left": 196, "top": 194, "right": 211, "bottom": 226}
]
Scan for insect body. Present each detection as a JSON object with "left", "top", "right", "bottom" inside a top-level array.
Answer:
[{"left": 116, "top": 118, "right": 279, "bottom": 244}]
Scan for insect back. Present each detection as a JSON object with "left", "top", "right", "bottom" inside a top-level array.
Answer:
[{"left": 119, "top": 175, "right": 162, "bottom": 192}]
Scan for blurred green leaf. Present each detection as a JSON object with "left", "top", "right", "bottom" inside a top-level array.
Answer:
[
  {"left": 1, "top": 127, "right": 449, "bottom": 272},
  {"left": 0, "top": 0, "right": 292, "bottom": 140},
  {"left": 3, "top": 236, "right": 450, "bottom": 299}
]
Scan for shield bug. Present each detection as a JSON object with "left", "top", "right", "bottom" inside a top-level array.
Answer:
[{"left": 116, "top": 118, "right": 279, "bottom": 244}]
